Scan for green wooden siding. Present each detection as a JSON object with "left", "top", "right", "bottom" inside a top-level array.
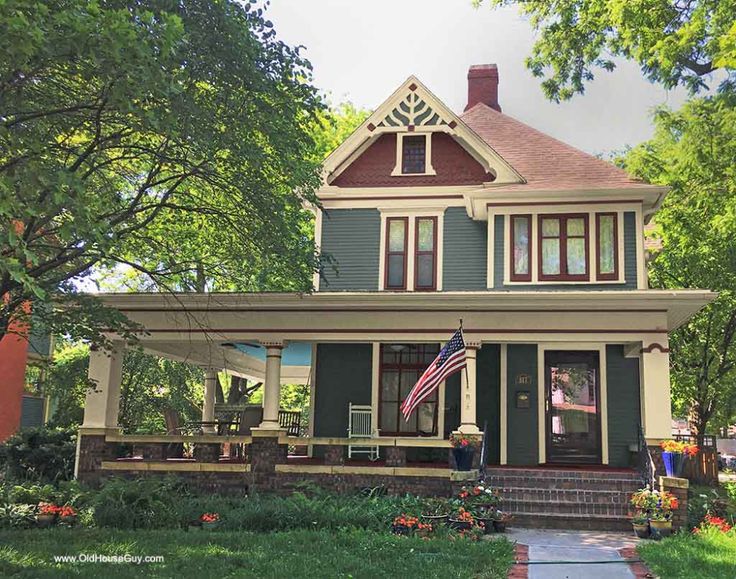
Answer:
[
  {"left": 313, "top": 343, "right": 373, "bottom": 437},
  {"left": 506, "top": 344, "right": 539, "bottom": 465},
  {"left": 442, "top": 207, "right": 487, "bottom": 290},
  {"left": 476, "top": 344, "right": 501, "bottom": 465},
  {"left": 606, "top": 345, "right": 641, "bottom": 467},
  {"left": 319, "top": 209, "right": 380, "bottom": 291},
  {"left": 493, "top": 211, "right": 639, "bottom": 290}
]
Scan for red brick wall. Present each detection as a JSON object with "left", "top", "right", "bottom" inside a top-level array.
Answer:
[{"left": 332, "top": 133, "right": 493, "bottom": 187}]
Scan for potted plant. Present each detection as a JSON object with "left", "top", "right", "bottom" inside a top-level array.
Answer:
[
  {"left": 449, "top": 433, "right": 481, "bottom": 471},
  {"left": 448, "top": 507, "right": 475, "bottom": 531},
  {"left": 458, "top": 482, "right": 501, "bottom": 513},
  {"left": 200, "top": 512, "right": 220, "bottom": 530},
  {"left": 649, "top": 512, "right": 673, "bottom": 539},
  {"left": 660, "top": 440, "right": 698, "bottom": 478},
  {"left": 420, "top": 498, "right": 450, "bottom": 524},
  {"left": 391, "top": 514, "right": 432, "bottom": 536},
  {"left": 58, "top": 505, "right": 78, "bottom": 525},
  {"left": 490, "top": 510, "right": 513, "bottom": 533},
  {"left": 631, "top": 513, "right": 650, "bottom": 539},
  {"left": 36, "top": 503, "right": 59, "bottom": 528}
]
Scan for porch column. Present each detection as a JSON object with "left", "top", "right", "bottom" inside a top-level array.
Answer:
[
  {"left": 202, "top": 369, "right": 218, "bottom": 433},
  {"left": 82, "top": 342, "right": 124, "bottom": 429},
  {"left": 259, "top": 341, "right": 284, "bottom": 429},
  {"left": 640, "top": 339, "right": 672, "bottom": 440},
  {"left": 458, "top": 344, "right": 480, "bottom": 434}
]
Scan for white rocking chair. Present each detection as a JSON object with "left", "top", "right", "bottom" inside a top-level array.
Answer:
[{"left": 347, "top": 403, "right": 379, "bottom": 461}]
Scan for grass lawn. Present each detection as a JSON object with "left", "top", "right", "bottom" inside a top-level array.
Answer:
[
  {"left": 638, "top": 529, "right": 736, "bottom": 579},
  {"left": 0, "top": 528, "right": 514, "bottom": 578}
]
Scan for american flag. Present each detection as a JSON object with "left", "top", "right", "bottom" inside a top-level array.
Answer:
[{"left": 401, "top": 328, "right": 467, "bottom": 420}]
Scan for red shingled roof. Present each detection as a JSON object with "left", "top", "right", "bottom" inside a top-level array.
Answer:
[{"left": 461, "top": 103, "right": 655, "bottom": 192}]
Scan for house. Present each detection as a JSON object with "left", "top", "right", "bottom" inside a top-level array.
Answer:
[{"left": 75, "top": 65, "right": 713, "bottom": 528}]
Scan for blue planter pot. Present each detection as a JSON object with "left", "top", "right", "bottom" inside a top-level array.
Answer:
[
  {"left": 662, "top": 451, "right": 686, "bottom": 477},
  {"left": 452, "top": 447, "right": 475, "bottom": 471}
]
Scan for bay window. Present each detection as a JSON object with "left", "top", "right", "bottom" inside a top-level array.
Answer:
[
  {"left": 414, "top": 217, "right": 437, "bottom": 290},
  {"left": 385, "top": 217, "right": 408, "bottom": 289},
  {"left": 539, "top": 214, "right": 589, "bottom": 281}
]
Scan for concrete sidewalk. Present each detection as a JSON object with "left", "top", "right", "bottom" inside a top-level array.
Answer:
[{"left": 505, "top": 528, "right": 641, "bottom": 579}]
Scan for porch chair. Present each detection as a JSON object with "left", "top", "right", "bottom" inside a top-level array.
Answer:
[{"left": 347, "top": 403, "right": 379, "bottom": 461}]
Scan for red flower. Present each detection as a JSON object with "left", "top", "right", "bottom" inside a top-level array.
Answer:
[{"left": 200, "top": 512, "right": 220, "bottom": 523}]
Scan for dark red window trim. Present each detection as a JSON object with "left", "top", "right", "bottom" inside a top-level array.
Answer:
[
  {"left": 595, "top": 212, "right": 619, "bottom": 281},
  {"left": 510, "top": 214, "right": 532, "bottom": 282},
  {"left": 378, "top": 343, "right": 439, "bottom": 437},
  {"left": 538, "top": 214, "right": 590, "bottom": 281},
  {"left": 384, "top": 217, "right": 408, "bottom": 290},
  {"left": 414, "top": 216, "right": 437, "bottom": 291}
]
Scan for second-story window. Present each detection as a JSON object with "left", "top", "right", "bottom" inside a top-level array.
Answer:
[
  {"left": 401, "top": 135, "right": 426, "bottom": 174},
  {"left": 510, "top": 215, "right": 531, "bottom": 282},
  {"left": 596, "top": 213, "right": 618, "bottom": 280},
  {"left": 385, "top": 217, "right": 408, "bottom": 289},
  {"left": 539, "top": 214, "right": 589, "bottom": 281},
  {"left": 414, "top": 217, "right": 437, "bottom": 290}
]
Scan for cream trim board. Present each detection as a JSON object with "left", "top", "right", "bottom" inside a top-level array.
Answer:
[
  {"left": 500, "top": 343, "right": 508, "bottom": 465},
  {"left": 536, "top": 343, "right": 609, "bottom": 465},
  {"left": 391, "top": 133, "right": 436, "bottom": 177},
  {"left": 378, "top": 209, "right": 445, "bottom": 291},
  {"left": 486, "top": 214, "right": 495, "bottom": 289},
  {"left": 501, "top": 211, "right": 626, "bottom": 286}
]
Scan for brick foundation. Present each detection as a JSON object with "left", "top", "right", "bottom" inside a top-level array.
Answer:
[
  {"left": 659, "top": 475, "right": 689, "bottom": 531},
  {"left": 193, "top": 443, "right": 220, "bottom": 463},
  {"left": 76, "top": 433, "right": 116, "bottom": 486}
]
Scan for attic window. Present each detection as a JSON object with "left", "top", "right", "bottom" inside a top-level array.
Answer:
[
  {"left": 391, "top": 133, "right": 436, "bottom": 176},
  {"left": 402, "top": 136, "right": 426, "bottom": 173}
]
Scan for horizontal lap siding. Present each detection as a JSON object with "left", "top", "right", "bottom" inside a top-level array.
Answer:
[
  {"left": 493, "top": 211, "right": 638, "bottom": 290},
  {"left": 319, "top": 209, "right": 380, "bottom": 291},
  {"left": 443, "top": 207, "right": 487, "bottom": 290},
  {"left": 606, "top": 345, "right": 641, "bottom": 467}
]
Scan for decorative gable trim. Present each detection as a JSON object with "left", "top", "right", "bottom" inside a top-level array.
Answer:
[{"left": 322, "top": 76, "right": 524, "bottom": 189}]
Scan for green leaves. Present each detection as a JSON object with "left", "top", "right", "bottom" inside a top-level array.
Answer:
[{"left": 480, "top": 0, "right": 736, "bottom": 101}]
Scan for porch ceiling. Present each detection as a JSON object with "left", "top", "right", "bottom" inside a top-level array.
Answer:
[{"left": 96, "top": 289, "right": 714, "bottom": 345}]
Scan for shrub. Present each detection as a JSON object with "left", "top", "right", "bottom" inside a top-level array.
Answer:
[
  {"left": 7, "top": 480, "right": 91, "bottom": 509},
  {"left": 0, "top": 503, "right": 36, "bottom": 529},
  {"left": 92, "top": 477, "right": 189, "bottom": 529},
  {"left": 0, "top": 427, "right": 76, "bottom": 483}
]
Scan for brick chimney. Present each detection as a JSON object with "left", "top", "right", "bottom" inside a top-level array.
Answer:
[{"left": 465, "top": 64, "right": 501, "bottom": 112}]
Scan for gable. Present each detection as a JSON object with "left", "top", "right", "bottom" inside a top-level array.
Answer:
[
  {"left": 322, "top": 76, "right": 524, "bottom": 190},
  {"left": 332, "top": 132, "right": 494, "bottom": 188}
]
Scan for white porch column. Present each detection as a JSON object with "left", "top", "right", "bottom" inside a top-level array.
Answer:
[
  {"left": 458, "top": 344, "right": 480, "bottom": 434},
  {"left": 202, "top": 369, "right": 218, "bottom": 433},
  {"left": 82, "top": 342, "right": 124, "bottom": 430},
  {"left": 258, "top": 342, "right": 284, "bottom": 429},
  {"left": 640, "top": 339, "right": 673, "bottom": 440}
]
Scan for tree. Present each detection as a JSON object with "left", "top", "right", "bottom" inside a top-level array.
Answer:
[
  {"left": 477, "top": 0, "right": 736, "bottom": 101},
  {"left": 0, "top": 0, "right": 323, "bottom": 345},
  {"left": 625, "top": 94, "right": 736, "bottom": 439},
  {"left": 309, "top": 102, "right": 371, "bottom": 161}
]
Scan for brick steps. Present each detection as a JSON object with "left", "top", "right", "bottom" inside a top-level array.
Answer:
[
  {"left": 511, "top": 512, "right": 633, "bottom": 532},
  {"left": 504, "top": 497, "right": 630, "bottom": 517}
]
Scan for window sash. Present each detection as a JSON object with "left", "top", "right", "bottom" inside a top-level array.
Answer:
[
  {"left": 596, "top": 213, "right": 618, "bottom": 280},
  {"left": 538, "top": 214, "right": 589, "bottom": 281},
  {"left": 510, "top": 215, "right": 532, "bottom": 282},
  {"left": 414, "top": 217, "right": 437, "bottom": 290},
  {"left": 385, "top": 217, "right": 408, "bottom": 289},
  {"left": 401, "top": 135, "right": 426, "bottom": 174},
  {"left": 378, "top": 344, "right": 439, "bottom": 436}
]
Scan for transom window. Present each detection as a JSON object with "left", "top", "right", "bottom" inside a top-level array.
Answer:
[
  {"left": 385, "top": 217, "right": 408, "bottom": 289},
  {"left": 379, "top": 344, "right": 439, "bottom": 436},
  {"left": 415, "top": 217, "right": 437, "bottom": 290},
  {"left": 401, "top": 135, "right": 427, "bottom": 174},
  {"left": 539, "top": 214, "right": 589, "bottom": 281}
]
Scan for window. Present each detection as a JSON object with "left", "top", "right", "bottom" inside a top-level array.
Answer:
[
  {"left": 385, "top": 217, "right": 408, "bottom": 289},
  {"left": 414, "top": 217, "right": 437, "bottom": 290},
  {"left": 379, "top": 344, "right": 439, "bottom": 435},
  {"left": 539, "top": 214, "right": 589, "bottom": 281},
  {"left": 596, "top": 213, "right": 618, "bottom": 280},
  {"left": 510, "top": 215, "right": 531, "bottom": 282},
  {"left": 401, "top": 135, "right": 426, "bottom": 174}
]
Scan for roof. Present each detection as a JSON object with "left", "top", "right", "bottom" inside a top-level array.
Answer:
[{"left": 461, "top": 103, "right": 656, "bottom": 192}]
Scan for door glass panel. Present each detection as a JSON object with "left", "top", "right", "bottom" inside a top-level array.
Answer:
[
  {"left": 546, "top": 352, "right": 600, "bottom": 463},
  {"left": 567, "top": 238, "right": 586, "bottom": 275},
  {"left": 542, "top": 239, "right": 560, "bottom": 275}
]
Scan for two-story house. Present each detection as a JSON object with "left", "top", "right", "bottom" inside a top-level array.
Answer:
[{"left": 76, "top": 66, "right": 713, "bottom": 525}]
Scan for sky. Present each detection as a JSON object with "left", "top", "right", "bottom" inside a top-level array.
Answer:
[{"left": 266, "top": 0, "right": 691, "bottom": 157}]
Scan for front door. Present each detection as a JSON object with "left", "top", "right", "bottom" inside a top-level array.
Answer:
[{"left": 545, "top": 351, "right": 601, "bottom": 464}]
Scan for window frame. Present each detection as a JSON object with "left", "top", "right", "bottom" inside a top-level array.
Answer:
[
  {"left": 595, "top": 212, "right": 619, "bottom": 281},
  {"left": 378, "top": 344, "right": 440, "bottom": 437},
  {"left": 537, "top": 213, "right": 590, "bottom": 282},
  {"left": 401, "top": 135, "right": 427, "bottom": 174},
  {"left": 391, "top": 133, "right": 436, "bottom": 177},
  {"left": 509, "top": 214, "right": 532, "bottom": 283},
  {"left": 414, "top": 216, "right": 438, "bottom": 291},
  {"left": 384, "top": 217, "right": 409, "bottom": 290}
]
